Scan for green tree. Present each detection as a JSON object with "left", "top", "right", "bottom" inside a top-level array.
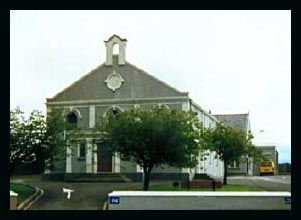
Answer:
[
  {"left": 43, "top": 109, "right": 66, "bottom": 171},
  {"left": 25, "top": 110, "right": 47, "bottom": 173},
  {"left": 278, "top": 163, "right": 291, "bottom": 173},
  {"left": 101, "top": 108, "right": 204, "bottom": 190},
  {"left": 204, "top": 123, "right": 251, "bottom": 185},
  {"left": 241, "top": 133, "right": 264, "bottom": 175},
  {"left": 44, "top": 109, "right": 80, "bottom": 171},
  {"left": 10, "top": 107, "right": 26, "bottom": 175},
  {"left": 10, "top": 107, "right": 47, "bottom": 175}
]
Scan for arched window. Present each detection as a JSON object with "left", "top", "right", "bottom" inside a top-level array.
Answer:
[
  {"left": 112, "top": 108, "right": 120, "bottom": 116},
  {"left": 63, "top": 108, "right": 81, "bottom": 125},
  {"left": 103, "top": 106, "right": 123, "bottom": 118},
  {"left": 113, "top": 43, "right": 120, "bottom": 55},
  {"left": 111, "top": 108, "right": 122, "bottom": 120},
  {"left": 67, "top": 111, "right": 78, "bottom": 124},
  {"left": 152, "top": 103, "right": 170, "bottom": 110}
]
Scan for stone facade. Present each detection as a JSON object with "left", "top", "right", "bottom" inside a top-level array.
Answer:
[{"left": 46, "top": 35, "right": 224, "bottom": 181}]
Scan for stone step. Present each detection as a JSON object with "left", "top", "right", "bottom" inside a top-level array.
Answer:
[
  {"left": 67, "top": 173, "right": 132, "bottom": 182},
  {"left": 193, "top": 173, "right": 213, "bottom": 180},
  {"left": 71, "top": 177, "right": 125, "bottom": 182}
]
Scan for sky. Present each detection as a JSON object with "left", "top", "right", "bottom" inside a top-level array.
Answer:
[{"left": 10, "top": 10, "right": 291, "bottom": 163}]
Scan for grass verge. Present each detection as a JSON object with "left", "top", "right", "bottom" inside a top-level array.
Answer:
[
  {"left": 10, "top": 183, "right": 36, "bottom": 203},
  {"left": 146, "top": 183, "right": 265, "bottom": 191}
]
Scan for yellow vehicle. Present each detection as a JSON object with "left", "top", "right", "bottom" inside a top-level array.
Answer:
[{"left": 259, "top": 159, "right": 275, "bottom": 176}]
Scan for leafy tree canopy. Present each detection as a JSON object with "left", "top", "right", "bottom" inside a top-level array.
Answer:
[
  {"left": 204, "top": 123, "right": 253, "bottom": 184},
  {"left": 101, "top": 108, "right": 204, "bottom": 190},
  {"left": 10, "top": 107, "right": 47, "bottom": 174}
]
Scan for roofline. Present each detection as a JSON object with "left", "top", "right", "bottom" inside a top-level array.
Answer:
[
  {"left": 126, "top": 61, "right": 189, "bottom": 96},
  {"left": 189, "top": 99, "right": 219, "bottom": 122},
  {"left": 49, "top": 59, "right": 188, "bottom": 101},
  {"left": 213, "top": 113, "right": 249, "bottom": 116},
  {"left": 104, "top": 34, "right": 127, "bottom": 42},
  {"left": 255, "top": 144, "right": 277, "bottom": 147},
  {"left": 46, "top": 96, "right": 189, "bottom": 105},
  {"left": 50, "top": 63, "right": 105, "bottom": 100}
]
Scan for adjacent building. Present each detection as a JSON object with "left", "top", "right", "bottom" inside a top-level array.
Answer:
[
  {"left": 213, "top": 114, "right": 279, "bottom": 176},
  {"left": 213, "top": 113, "right": 254, "bottom": 175}
]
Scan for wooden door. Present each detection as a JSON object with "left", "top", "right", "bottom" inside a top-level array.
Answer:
[{"left": 97, "top": 143, "right": 112, "bottom": 172}]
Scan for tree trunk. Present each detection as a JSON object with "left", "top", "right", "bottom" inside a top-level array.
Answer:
[
  {"left": 143, "top": 170, "right": 151, "bottom": 190},
  {"left": 246, "top": 157, "right": 249, "bottom": 176},
  {"left": 223, "top": 160, "right": 227, "bottom": 185}
]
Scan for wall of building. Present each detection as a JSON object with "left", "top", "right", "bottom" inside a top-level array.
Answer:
[
  {"left": 228, "top": 162, "right": 248, "bottom": 176},
  {"left": 198, "top": 150, "right": 224, "bottom": 180},
  {"left": 152, "top": 165, "right": 182, "bottom": 173},
  {"left": 76, "top": 107, "right": 89, "bottom": 128},
  {"left": 46, "top": 100, "right": 226, "bottom": 182},
  {"left": 71, "top": 143, "right": 86, "bottom": 173},
  {"left": 120, "top": 159, "right": 137, "bottom": 173},
  {"left": 45, "top": 35, "right": 229, "bottom": 181},
  {"left": 189, "top": 102, "right": 224, "bottom": 180}
]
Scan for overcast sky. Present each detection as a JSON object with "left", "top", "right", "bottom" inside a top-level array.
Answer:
[{"left": 10, "top": 10, "right": 291, "bottom": 163}]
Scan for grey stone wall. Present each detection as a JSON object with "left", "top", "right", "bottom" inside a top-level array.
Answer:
[
  {"left": 77, "top": 107, "right": 89, "bottom": 129},
  {"left": 152, "top": 164, "right": 182, "bottom": 173},
  {"left": 120, "top": 159, "right": 137, "bottom": 173},
  {"left": 228, "top": 166, "right": 246, "bottom": 175},
  {"left": 71, "top": 144, "right": 86, "bottom": 173},
  {"left": 51, "top": 159, "right": 65, "bottom": 173}
]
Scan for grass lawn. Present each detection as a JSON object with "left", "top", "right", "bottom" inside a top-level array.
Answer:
[
  {"left": 10, "top": 183, "right": 36, "bottom": 203},
  {"left": 147, "top": 183, "right": 265, "bottom": 191}
]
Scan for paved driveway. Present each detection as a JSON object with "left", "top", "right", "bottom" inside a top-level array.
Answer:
[{"left": 12, "top": 176, "right": 156, "bottom": 210}]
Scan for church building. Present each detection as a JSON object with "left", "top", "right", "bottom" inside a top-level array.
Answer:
[{"left": 45, "top": 35, "right": 225, "bottom": 182}]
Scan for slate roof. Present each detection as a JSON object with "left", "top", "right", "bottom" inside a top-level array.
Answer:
[
  {"left": 213, "top": 113, "right": 249, "bottom": 132},
  {"left": 47, "top": 56, "right": 188, "bottom": 102}
]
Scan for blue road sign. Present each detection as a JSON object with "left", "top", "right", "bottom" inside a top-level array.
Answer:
[
  {"left": 284, "top": 196, "right": 291, "bottom": 205},
  {"left": 109, "top": 196, "right": 120, "bottom": 205}
]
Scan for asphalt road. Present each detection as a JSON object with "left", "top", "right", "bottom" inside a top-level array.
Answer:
[
  {"left": 12, "top": 176, "right": 144, "bottom": 210},
  {"left": 11, "top": 175, "right": 291, "bottom": 210},
  {"left": 228, "top": 175, "right": 291, "bottom": 192}
]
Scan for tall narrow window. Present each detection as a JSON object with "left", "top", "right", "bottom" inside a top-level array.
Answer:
[{"left": 78, "top": 143, "right": 86, "bottom": 159}]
